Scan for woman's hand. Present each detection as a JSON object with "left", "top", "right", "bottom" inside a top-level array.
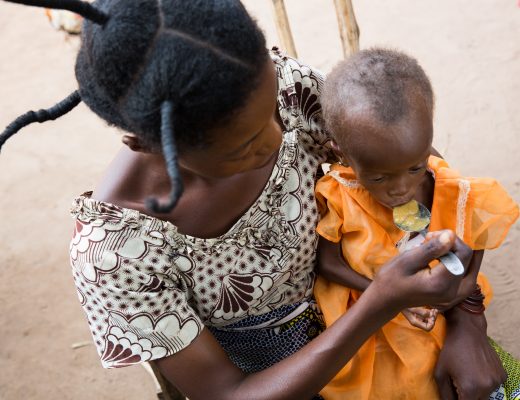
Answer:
[
  {"left": 432, "top": 250, "right": 484, "bottom": 311},
  {"left": 434, "top": 308, "right": 507, "bottom": 399},
  {"left": 373, "top": 230, "right": 472, "bottom": 310}
]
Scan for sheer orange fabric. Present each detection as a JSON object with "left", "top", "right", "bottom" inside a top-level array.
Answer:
[{"left": 314, "top": 156, "right": 518, "bottom": 400}]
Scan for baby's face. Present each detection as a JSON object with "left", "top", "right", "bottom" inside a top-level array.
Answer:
[
  {"left": 348, "top": 146, "right": 430, "bottom": 209},
  {"left": 334, "top": 101, "right": 433, "bottom": 209}
]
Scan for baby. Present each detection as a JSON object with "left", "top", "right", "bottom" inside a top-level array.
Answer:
[{"left": 314, "top": 48, "right": 519, "bottom": 399}]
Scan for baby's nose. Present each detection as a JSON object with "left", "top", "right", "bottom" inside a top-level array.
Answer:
[
  {"left": 388, "top": 180, "right": 411, "bottom": 199},
  {"left": 389, "top": 185, "right": 409, "bottom": 197}
]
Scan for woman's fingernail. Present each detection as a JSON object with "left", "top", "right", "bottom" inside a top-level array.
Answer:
[{"left": 439, "top": 231, "right": 451, "bottom": 244}]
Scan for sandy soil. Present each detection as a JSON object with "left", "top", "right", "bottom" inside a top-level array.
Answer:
[{"left": 0, "top": 1, "right": 518, "bottom": 399}]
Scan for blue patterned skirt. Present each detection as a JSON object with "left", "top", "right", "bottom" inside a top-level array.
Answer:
[{"left": 208, "top": 300, "right": 325, "bottom": 399}]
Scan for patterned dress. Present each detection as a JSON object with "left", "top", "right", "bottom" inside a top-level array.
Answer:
[{"left": 69, "top": 49, "right": 332, "bottom": 372}]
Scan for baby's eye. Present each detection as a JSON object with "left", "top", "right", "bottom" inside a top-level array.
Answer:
[
  {"left": 409, "top": 166, "right": 426, "bottom": 174},
  {"left": 368, "top": 176, "right": 386, "bottom": 183}
]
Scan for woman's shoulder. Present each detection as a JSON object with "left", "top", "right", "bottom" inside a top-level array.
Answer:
[
  {"left": 70, "top": 191, "right": 184, "bottom": 266},
  {"left": 270, "top": 47, "right": 326, "bottom": 90},
  {"left": 270, "top": 47, "right": 331, "bottom": 147}
]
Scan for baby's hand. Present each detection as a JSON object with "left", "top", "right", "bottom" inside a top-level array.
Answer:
[{"left": 402, "top": 307, "right": 438, "bottom": 331}]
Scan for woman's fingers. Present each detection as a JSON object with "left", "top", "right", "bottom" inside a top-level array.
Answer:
[
  {"left": 398, "top": 230, "right": 455, "bottom": 275},
  {"left": 426, "top": 231, "right": 474, "bottom": 274},
  {"left": 375, "top": 230, "right": 468, "bottom": 308},
  {"left": 435, "top": 368, "right": 458, "bottom": 400},
  {"left": 448, "top": 236, "right": 473, "bottom": 269}
]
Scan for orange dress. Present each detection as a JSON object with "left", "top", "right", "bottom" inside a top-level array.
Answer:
[{"left": 314, "top": 155, "right": 519, "bottom": 400}]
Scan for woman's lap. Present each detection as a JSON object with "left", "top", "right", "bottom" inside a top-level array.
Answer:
[
  {"left": 489, "top": 339, "right": 520, "bottom": 400},
  {"left": 208, "top": 300, "right": 325, "bottom": 373},
  {"left": 208, "top": 302, "right": 519, "bottom": 400}
]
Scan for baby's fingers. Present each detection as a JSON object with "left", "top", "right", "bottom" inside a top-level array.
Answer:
[
  {"left": 421, "top": 317, "right": 436, "bottom": 332},
  {"left": 402, "top": 308, "right": 437, "bottom": 331},
  {"left": 407, "top": 307, "right": 433, "bottom": 319}
]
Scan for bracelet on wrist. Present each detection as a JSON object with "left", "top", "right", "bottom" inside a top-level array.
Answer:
[{"left": 456, "top": 284, "right": 485, "bottom": 314}]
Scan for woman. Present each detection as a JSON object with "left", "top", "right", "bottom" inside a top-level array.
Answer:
[{"left": 1, "top": 0, "right": 505, "bottom": 398}]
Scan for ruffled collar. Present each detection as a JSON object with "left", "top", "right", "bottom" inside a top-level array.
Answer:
[{"left": 326, "top": 155, "right": 451, "bottom": 244}]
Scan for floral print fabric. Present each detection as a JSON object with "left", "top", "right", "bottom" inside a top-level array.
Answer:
[{"left": 69, "top": 49, "right": 332, "bottom": 368}]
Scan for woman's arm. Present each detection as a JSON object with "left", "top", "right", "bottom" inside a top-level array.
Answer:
[
  {"left": 435, "top": 310, "right": 506, "bottom": 400},
  {"left": 156, "top": 231, "right": 471, "bottom": 400},
  {"left": 433, "top": 250, "right": 507, "bottom": 399},
  {"left": 157, "top": 283, "right": 397, "bottom": 400}
]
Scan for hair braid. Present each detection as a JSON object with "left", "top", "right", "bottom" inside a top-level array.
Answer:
[
  {"left": 0, "top": 91, "right": 81, "bottom": 152},
  {"left": 5, "top": 0, "right": 109, "bottom": 25},
  {"left": 145, "top": 101, "right": 184, "bottom": 214}
]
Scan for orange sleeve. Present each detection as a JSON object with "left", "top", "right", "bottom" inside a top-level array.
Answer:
[
  {"left": 477, "top": 272, "right": 493, "bottom": 307},
  {"left": 315, "top": 175, "right": 344, "bottom": 243},
  {"left": 466, "top": 178, "right": 519, "bottom": 250}
]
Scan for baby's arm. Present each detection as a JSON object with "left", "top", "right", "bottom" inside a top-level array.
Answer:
[
  {"left": 317, "top": 236, "right": 371, "bottom": 291},
  {"left": 317, "top": 236, "right": 437, "bottom": 331}
]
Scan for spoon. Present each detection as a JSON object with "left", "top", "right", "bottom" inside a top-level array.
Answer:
[{"left": 393, "top": 200, "right": 465, "bottom": 275}]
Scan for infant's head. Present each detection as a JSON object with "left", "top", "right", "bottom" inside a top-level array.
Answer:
[{"left": 323, "top": 48, "right": 435, "bottom": 208}]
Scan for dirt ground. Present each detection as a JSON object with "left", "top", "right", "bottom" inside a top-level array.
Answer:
[{"left": 0, "top": 1, "right": 518, "bottom": 399}]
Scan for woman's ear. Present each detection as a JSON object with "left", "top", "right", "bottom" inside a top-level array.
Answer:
[{"left": 121, "top": 134, "right": 152, "bottom": 153}]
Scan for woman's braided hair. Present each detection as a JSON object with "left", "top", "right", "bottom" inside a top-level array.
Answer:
[{"left": 1, "top": 0, "right": 268, "bottom": 212}]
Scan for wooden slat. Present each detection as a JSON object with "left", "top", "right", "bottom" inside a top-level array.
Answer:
[
  {"left": 270, "top": 0, "right": 298, "bottom": 58},
  {"left": 333, "top": 0, "right": 360, "bottom": 57},
  {"left": 147, "top": 361, "right": 186, "bottom": 400}
]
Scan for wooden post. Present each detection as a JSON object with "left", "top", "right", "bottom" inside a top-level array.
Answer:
[
  {"left": 333, "top": 0, "right": 360, "bottom": 57},
  {"left": 270, "top": 0, "right": 298, "bottom": 58}
]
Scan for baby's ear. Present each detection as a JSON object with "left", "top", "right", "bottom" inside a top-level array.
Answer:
[
  {"left": 329, "top": 140, "right": 340, "bottom": 152},
  {"left": 121, "top": 134, "right": 151, "bottom": 153},
  {"left": 329, "top": 140, "right": 349, "bottom": 166}
]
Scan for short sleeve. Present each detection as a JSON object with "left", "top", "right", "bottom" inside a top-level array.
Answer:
[
  {"left": 70, "top": 215, "right": 203, "bottom": 369},
  {"left": 315, "top": 174, "right": 344, "bottom": 243},
  {"left": 430, "top": 158, "right": 519, "bottom": 250},
  {"left": 466, "top": 178, "right": 519, "bottom": 250},
  {"left": 477, "top": 272, "right": 493, "bottom": 307}
]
